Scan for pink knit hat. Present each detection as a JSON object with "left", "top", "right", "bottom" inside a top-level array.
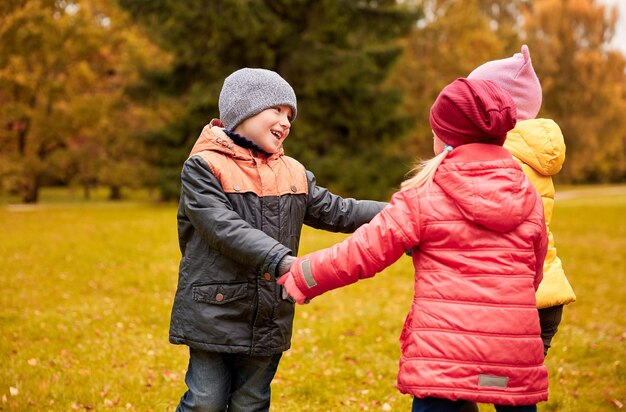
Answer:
[{"left": 467, "top": 45, "right": 541, "bottom": 121}]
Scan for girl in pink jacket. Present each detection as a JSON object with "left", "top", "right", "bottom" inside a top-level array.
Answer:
[{"left": 278, "top": 78, "right": 549, "bottom": 411}]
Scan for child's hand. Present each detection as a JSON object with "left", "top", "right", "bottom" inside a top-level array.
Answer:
[{"left": 277, "top": 272, "right": 309, "bottom": 304}]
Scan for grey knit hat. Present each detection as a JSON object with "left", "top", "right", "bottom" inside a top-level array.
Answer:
[{"left": 218, "top": 68, "right": 297, "bottom": 130}]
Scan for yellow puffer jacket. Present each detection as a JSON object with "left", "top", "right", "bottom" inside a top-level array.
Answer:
[{"left": 504, "top": 118, "right": 576, "bottom": 309}]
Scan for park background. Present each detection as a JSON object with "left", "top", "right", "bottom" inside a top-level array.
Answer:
[{"left": 1, "top": 0, "right": 625, "bottom": 411}]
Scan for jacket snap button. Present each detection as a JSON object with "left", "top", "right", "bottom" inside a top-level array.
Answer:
[
  {"left": 233, "top": 184, "right": 241, "bottom": 192},
  {"left": 215, "top": 293, "right": 224, "bottom": 302},
  {"left": 264, "top": 273, "right": 272, "bottom": 281},
  {"left": 290, "top": 185, "right": 297, "bottom": 193}
]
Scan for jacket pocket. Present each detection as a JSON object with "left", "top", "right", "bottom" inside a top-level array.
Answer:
[{"left": 192, "top": 282, "right": 248, "bottom": 305}]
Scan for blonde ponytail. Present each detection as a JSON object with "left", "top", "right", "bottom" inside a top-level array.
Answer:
[{"left": 400, "top": 146, "right": 452, "bottom": 191}]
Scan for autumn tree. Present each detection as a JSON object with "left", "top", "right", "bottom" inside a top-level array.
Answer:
[
  {"left": 388, "top": 0, "right": 505, "bottom": 160},
  {"left": 0, "top": 0, "right": 168, "bottom": 202},
  {"left": 390, "top": 0, "right": 626, "bottom": 184},
  {"left": 476, "top": 0, "right": 530, "bottom": 50},
  {"left": 119, "top": 0, "right": 419, "bottom": 200},
  {"left": 523, "top": 0, "right": 626, "bottom": 182}
]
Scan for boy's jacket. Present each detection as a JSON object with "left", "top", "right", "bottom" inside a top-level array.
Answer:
[
  {"left": 504, "top": 118, "right": 576, "bottom": 308},
  {"left": 169, "top": 121, "right": 385, "bottom": 356}
]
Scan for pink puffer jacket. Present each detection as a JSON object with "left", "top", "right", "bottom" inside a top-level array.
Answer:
[{"left": 289, "top": 144, "right": 549, "bottom": 405}]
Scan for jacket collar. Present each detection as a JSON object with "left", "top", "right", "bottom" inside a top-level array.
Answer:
[{"left": 189, "top": 119, "right": 284, "bottom": 161}]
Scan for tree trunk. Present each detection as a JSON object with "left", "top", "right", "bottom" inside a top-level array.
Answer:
[
  {"left": 22, "top": 176, "right": 39, "bottom": 204},
  {"left": 109, "top": 185, "right": 122, "bottom": 200},
  {"left": 83, "top": 184, "right": 91, "bottom": 200}
]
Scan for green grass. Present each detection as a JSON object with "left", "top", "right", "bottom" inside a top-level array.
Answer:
[
  {"left": 0, "top": 186, "right": 624, "bottom": 411},
  {"left": 0, "top": 186, "right": 160, "bottom": 205}
]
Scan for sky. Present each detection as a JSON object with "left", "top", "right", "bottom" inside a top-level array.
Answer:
[{"left": 600, "top": 0, "right": 626, "bottom": 55}]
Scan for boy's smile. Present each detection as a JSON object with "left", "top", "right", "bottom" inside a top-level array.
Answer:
[{"left": 233, "top": 105, "right": 293, "bottom": 154}]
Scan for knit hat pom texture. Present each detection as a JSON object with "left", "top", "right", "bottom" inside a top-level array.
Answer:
[
  {"left": 467, "top": 45, "right": 542, "bottom": 121},
  {"left": 219, "top": 68, "right": 297, "bottom": 130},
  {"left": 429, "top": 78, "right": 517, "bottom": 148}
]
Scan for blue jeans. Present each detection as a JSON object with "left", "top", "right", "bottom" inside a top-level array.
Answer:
[
  {"left": 412, "top": 397, "right": 537, "bottom": 412},
  {"left": 176, "top": 348, "right": 282, "bottom": 412}
]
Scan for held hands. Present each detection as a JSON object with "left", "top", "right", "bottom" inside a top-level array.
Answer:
[
  {"left": 276, "top": 255, "right": 312, "bottom": 304},
  {"left": 277, "top": 271, "right": 309, "bottom": 304}
]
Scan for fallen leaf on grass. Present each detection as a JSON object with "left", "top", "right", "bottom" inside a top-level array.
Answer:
[
  {"left": 99, "top": 387, "right": 109, "bottom": 398},
  {"left": 145, "top": 372, "right": 155, "bottom": 388},
  {"left": 344, "top": 356, "right": 357, "bottom": 366},
  {"left": 9, "top": 387, "right": 18, "bottom": 396},
  {"left": 162, "top": 369, "right": 180, "bottom": 381},
  {"left": 609, "top": 398, "right": 624, "bottom": 409}
]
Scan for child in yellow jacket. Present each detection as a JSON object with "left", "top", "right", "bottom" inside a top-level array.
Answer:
[{"left": 468, "top": 44, "right": 576, "bottom": 356}]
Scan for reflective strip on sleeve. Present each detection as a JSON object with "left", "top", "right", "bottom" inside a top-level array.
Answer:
[{"left": 301, "top": 259, "right": 317, "bottom": 288}]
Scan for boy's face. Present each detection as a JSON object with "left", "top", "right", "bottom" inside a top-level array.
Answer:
[{"left": 233, "top": 105, "right": 293, "bottom": 154}]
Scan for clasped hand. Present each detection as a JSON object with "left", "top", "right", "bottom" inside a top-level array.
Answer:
[{"left": 277, "top": 270, "right": 309, "bottom": 304}]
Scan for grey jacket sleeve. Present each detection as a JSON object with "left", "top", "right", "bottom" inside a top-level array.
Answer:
[
  {"left": 303, "top": 170, "right": 387, "bottom": 233},
  {"left": 181, "top": 156, "right": 292, "bottom": 273}
]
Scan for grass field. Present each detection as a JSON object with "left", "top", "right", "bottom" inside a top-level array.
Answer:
[{"left": 1, "top": 186, "right": 625, "bottom": 411}]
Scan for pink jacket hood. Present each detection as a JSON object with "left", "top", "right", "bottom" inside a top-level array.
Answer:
[{"left": 434, "top": 144, "right": 537, "bottom": 232}]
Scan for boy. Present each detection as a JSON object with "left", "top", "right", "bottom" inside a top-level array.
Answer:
[
  {"left": 170, "top": 68, "right": 386, "bottom": 411},
  {"left": 468, "top": 45, "right": 576, "bottom": 357}
]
